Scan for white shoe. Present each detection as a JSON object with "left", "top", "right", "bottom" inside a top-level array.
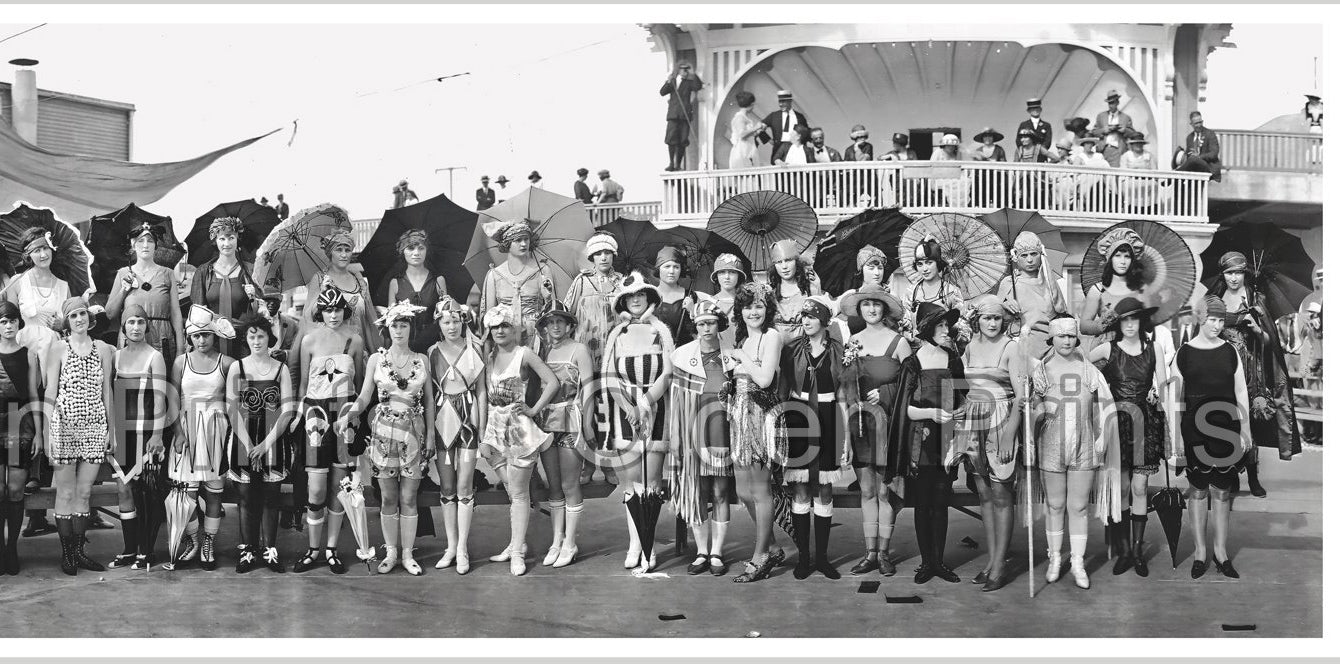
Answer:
[
  {"left": 378, "top": 545, "right": 399, "bottom": 574},
  {"left": 402, "top": 549, "right": 423, "bottom": 576},
  {"left": 510, "top": 548, "right": 527, "bottom": 576},
  {"left": 435, "top": 546, "right": 456, "bottom": 570},
  {"left": 543, "top": 544, "right": 561, "bottom": 566},
  {"left": 624, "top": 545, "right": 641, "bottom": 569},
  {"left": 456, "top": 548, "right": 471, "bottom": 575},
  {"left": 1045, "top": 553, "right": 1063, "bottom": 584},
  {"left": 489, "top": 545, "right": 512, "bottom": 563},
  {"left": 640, "top": 550, "right": 658, "bottom": 573},
  {"left": 553, "top": 545, "right": 578, "bottom": 568},
  {"left": 1071, "top": 555, "right": 1089, "bottom": 589}
]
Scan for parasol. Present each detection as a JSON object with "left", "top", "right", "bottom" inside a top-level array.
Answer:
[
  {"left": 252, "top": 203, "right": 353, "bottom": 293},
  {"left": 978, "top": 208, "right": 1067, "bottom": 281},
  {"left": 598, "top": 217, "right": 668, "bottom": 280},
  {"left": 898, "top": 212, "right": 1009, "bottom": 299},
  {"left": 1148, "top": 466, "right": 1186, "bottom": 568},
  {"left": 465, "top": 187, "right": 596, "bottom": 301},
  {"left": 706, "top": 190, "right": 818, "bottom": 268},
  {"left": 337, "top": 470, "right": 375, "bottom": 570},
  {"left": 813, "top": 208, "right": 914, "bottom": 298},
  {"left": 656, "top": 225, "right": 752, "bottom": 294},
  {"left": 186, "top": 199, "right": 281, "bottom": 266},
  {"left": 1198, "top": 222, "right": 1316, "bottom": 321},
  {"left": 361, "top": 194, "right": 479, "bottom": 306},
  {"left": 160, "top": 482, "right": 196, "bottom": 570},
  {"left": 86, "top": 203, "right": 186, "bottom": 293},
  {"left": 1080, "top": 220, "right": 1197, "bottom": 325},
  {"left": 0, "top": 203, "right": 95, "bottom": 295}
]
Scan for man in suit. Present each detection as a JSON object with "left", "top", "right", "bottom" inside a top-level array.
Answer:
[
  {"left": 475, "top": 175, "right": 496, "bottom": 210},
  {"left": 275, "top": 193, "right": 290, "bottom": 221},
  {"left": 1093, "top": 90, "right": 1135, "bottom": 166},
  {"left": 1177, "top": 111, "right": 1222, "bottom": 182},
  {"left": 762, "top": 90, "right": 809, "bottom": 164},
  {"left": 810, "top": 127, "right": 843, "bottom": 163},
  {"left": 1017, "top": 97, "right": 1053, "bottom": 149},
  {"left": 660, "top": 60, "right": 703, "bottom": 172}
]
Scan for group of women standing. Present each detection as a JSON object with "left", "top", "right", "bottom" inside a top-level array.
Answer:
[{"left": 0, "top": 212, "right": 1294, "bottom": 592}]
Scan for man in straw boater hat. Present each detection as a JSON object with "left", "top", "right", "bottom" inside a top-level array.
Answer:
[
  {"left": 762, "top": 89, "right": 809, "bottom": 164},
  {"left": 1017, "top": 97, "right": 1054, "bottom": 149}
]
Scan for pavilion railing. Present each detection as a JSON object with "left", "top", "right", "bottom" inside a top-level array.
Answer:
[{"left": 1215, "top": 129, "right": 1322, "bottom": 175}]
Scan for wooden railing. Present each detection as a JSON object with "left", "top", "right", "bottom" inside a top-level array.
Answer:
[
  {"left": 660, "top": 161, "right": 1210, "bottom": 225},
  {"left": 1216, "top": 129, "right": 1322, "bottom": 174},
  {"left": 587, "top": 201, "right": 662, "bottom": 226},
  {"left": 351, "top": 218, "right": 377, "bottom": 251}
]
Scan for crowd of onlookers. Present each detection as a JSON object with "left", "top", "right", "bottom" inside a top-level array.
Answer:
[{"left": 471, "top": 170, "right": 624, "bottom": 211}]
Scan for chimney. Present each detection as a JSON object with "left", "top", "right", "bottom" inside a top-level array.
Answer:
[{"left": 9, "top": 58, "right": 38, "bottom": 143}]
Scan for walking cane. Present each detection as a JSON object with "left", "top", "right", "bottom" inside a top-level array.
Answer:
[{"left": 1025, "top": 380, "right": 1036, "bottom": 599}]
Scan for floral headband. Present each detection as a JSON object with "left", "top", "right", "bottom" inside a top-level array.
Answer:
[
  {"left": 396, "top": 229, "right": 429, "bottom": 254},
  {"left": 208, "top": 216, "right": 244, "bottom": 241},
  {"left": 376, "top": 299, "right": 427, "bottom": 327},
  {"left": 482, "top": 304, "right": 518, "bottom": 329},
  {"left": 740, "top": 281, "right": 774, "bottom": 299}
]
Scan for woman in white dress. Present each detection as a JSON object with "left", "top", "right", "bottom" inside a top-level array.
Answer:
[
  {"left": 728, "top": 91, "right": 766, "bottom": 169},
  {"left": 4, "top": 228, "right": 71, "bottom": 365}
]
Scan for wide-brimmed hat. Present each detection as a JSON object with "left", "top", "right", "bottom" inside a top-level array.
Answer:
[
  {"left": 840, "top": 284, "right": 903, "bottom": 320},
  {"left": 614, "top": 272, "right": 661, "bottom": 314},
  {"left": 480, "top": 175, "right": 491, "bottom": 182},
  {"left": 1105, "top": 89, "right": 1122, "bottom": 103},
  {"left": 528, "top": 170, "right": 542, "bottom": 182},
  {"left": 974, "top": 127, "right": 1004, "bottom": 143},
  {"left": 938, "top": 133, "right": 961, "bottom": 147},
  {"left": 916, "top": 302, "right": 961, "bottom": 340},
  {"left": 1064, "top": 117, "right": 1091, "bottom": 134},
  {"left": 1077, "top": 135, "right": 1101, "bottom": 146},
  {"left": 1104, "top": 297, "right": 1159, "bottom": 333},
  {"left": 496, "top": 175, "right": 510, "bottom": 184},
  {"left": 711, "top": 253, "right": 748, "bottom": 284},
  {"left": 1127, "top": 132, "right": 1148, "bottom": 145},
  {"left": 536, "top": 301, "right": 578, "bottom": 332}
]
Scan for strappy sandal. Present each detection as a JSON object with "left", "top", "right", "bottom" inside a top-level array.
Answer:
[
  {"left": 709, "top": 554, "right": 727, "bottom": 576},
  {"left": 687, "top": 554, "right": 710, "bottom": 575},
  {"left": 733, "top": 559, "right": 770, "bottom": 583}
]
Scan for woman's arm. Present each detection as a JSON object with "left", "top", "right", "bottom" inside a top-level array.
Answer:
[
  {"left": 27, "top": 349, "right": 42, "bottom": 456},
  {"left": 574, "top": 345, "right": 596, "bottom": 441},
  {"left": 100, "top": 344, "right": 117, "bottom": 453},
  {"left": 1233, "top": 358, "right": 1254, "bottom": 452},
  {"left": 167, "top": 274, "right": 186, "bottom": 354},
  {"left": 472, "top": 352, "right": 488, "bottom": 429},
  {"left": 338, "top": 353, "right": 382, "bottom": 430},
  {"left": 225, "top": 361, "right": 252, "bottom": 452},
  {"left": 521, "top": 348, "right": 559, "bottom": 417},
  {"left": 421, "top": 356, "right": 436, "bottom": 453},
  {"left": 266, "top": 362, "right": 296, "bottom": 449},
  {"left": 1079, "top": 288, "right": 1105, "bottom": 335},
  {"left": 146, "top": 352, "right": 168, "bottom": 456},
  {"left": 1087, "top": 342, "right": 1111, "bottom": 366},
  {"left": 735, "top": 330, "right": 783, "bottom": 389},
  {"left": 1167, "top": 353, "right": 1184, "bottom": 459},
  {"left": 105, "top": 267, "right": 130, "bottom": 321}
]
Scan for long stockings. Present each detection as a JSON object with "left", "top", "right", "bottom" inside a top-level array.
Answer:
[
  {"left": 912, "top": 467, "right": 953, "bottom": 569},
  {"left": 237, "top": 479, "right": 282, "bottom": 548}
]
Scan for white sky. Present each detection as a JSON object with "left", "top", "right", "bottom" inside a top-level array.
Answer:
[{"left": 0, "top": 18, "right": 1322, "bottom": 234}]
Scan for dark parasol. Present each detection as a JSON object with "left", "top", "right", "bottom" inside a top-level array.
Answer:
[
  {"left": 358, "top": 194, "right": 479, "bottom": 305},
  {"left": 0, "top": 203, "right": 94, "bottom": 294},
  {"left": 87, "top": 203, "right": 186, "bottom": 293},
  {"left": 813, "top": 207, "right": 914, "bottom": 298},
  {"left": 186, "top": 199, "right": 280, "bottom": 266}
]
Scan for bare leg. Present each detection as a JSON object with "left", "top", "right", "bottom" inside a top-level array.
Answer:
[
  {"left": 1209, "top": 486, "right": 1231, "bottom": 561},
  {"left": 1188, "top": 488, "right": 1209, "bottom": 564},
  {"left": 973, "top": 473, "right": 996, "bottom": 579}
]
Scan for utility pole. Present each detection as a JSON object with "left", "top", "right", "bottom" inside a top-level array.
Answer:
[{"left": 435, "top": 166, "right": 467, "bottom": 200}]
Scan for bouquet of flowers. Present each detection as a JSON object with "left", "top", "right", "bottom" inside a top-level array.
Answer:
[{"left": 842, "top": 339, "right": 865, "bottom": 436}]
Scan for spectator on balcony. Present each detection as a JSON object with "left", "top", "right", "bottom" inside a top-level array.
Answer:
[
  {"left": 1304, "top": 94, "right": 1323, "bottom": 132},
  {"left": 810, "top": 127, "right": 843, "bottom": 163},
  {"left": 762, "top": 90, "right": 808, "bottom": 164},
  {"left": 931, "top": 133, "right": 963, "bottom": 162},
  {"left": 1119, "top": 133, "right": 1157, "bottom": 213},
  {"left": 879, "top": 132, "right": 917, "bottom": 161},
  {"left": 971, "top": 128, "right": 1007, "bottom": 162},
  {"left": 392, "top": 180, "right": 419, "bottom": 209},
  {"left": 276, "top": 194, "right": 290, "bottom": 221},
  {"left": 661, "top": 60, "right": 703, "bottom": 172},
  {"left": 773, "top": 125, "right": 816, "bottom": 165},
  {"left": 1048, "top": 138, "right": 1080, "bottom": 210},
  {"left": 1177, "top": 111, "right": 1222, "bottom": 182},
  {"left": 1013, "top": 128, "right": 1051, "bottom": 163},
  {"left": 476, "top": 176, "right": 497, "bottom": 211},
  {"left": 594, "top": 170, "right": 624, "bottom": 204},
  {"left": 1017, "top": 98, "right": 1053, "bottom": 149},
  {"left": 1074, "top": 136, "right": 1112, "bottom": 208},
  {"left": 573, "top": 169, "right": 594, "bottom": 205},
  {"left": 728, "top": 91, "right": 767, "bottom": 169},
  {"left": 1100, "top": 125, "right": 1135, "bottom": 168},
  {"left": 844, "top": 125, "right": 874, "bottom": 162},
  {"left": 930, "top": 133, "right": 970, "bottom": 207},
  {"left": 1093, "top": 90, "right": 1134, "bottom": 159},
  {"left": 527, "top": 170, "right": 544, "bottom": 190},
  {"left": 1012, "top": 128, "right": 1054, "bottom": 209},
  {"left": 1060, "top": 117, "right": 1091, "bottom": 148},
  {"left": 495, "top": 175, "right": 510, "bottom": 202}
]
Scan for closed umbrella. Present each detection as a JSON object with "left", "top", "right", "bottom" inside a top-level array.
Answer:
[
  {"left": 1148, "top": 466, "right": 1186, "bottom": 567},
  {"left": 160, "top": 483, "right": 196, "bottom": 570}
]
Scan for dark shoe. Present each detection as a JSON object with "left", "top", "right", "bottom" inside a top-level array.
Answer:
[
  {"left": 57, "top": 534, "right": 77, "bottom": 576},
  {"left": 22, "top": 518, "right": 54, "bottom": 538},
  {"left": 235, "top": 547, "right": 259, "bottom": 574},
  {"left": 688, "top": 554, "right": 710, "bottom": 576},
  {"left": 109, "top": 553, "right": 138, "bottom": 569},
  {"left": 767, "top": 548, "right": 785, "bottom": 568},
  {"left": 1249, "top": 482, "right": 1267, "bottom": 499},
  {"left": 73, "top": 542, "right": 105, "bottom": 572},
  {"left": 1133, "top": 550, "right": 1149, "bottom": 578},
  {"left": 1112, "top": 554, "right": 1134, "bottom": 576},
  {"left": 814, "top": 558, "right": 841, "bottom": 580},
  {"left": 878, "top": 552, "right": 897, "bottom": 577},
  {"left": 1213, "top": 556, "right": 1240, "bottom": 579},
  {"left": 850, "top": 553, "right": 879, "bottom": 575},
  {"left": 971, "top": 570, "right": 989, "bottom": 585},
  {"left": 709, "top": 554, "right": 726, "bottom": 577},
  {"left": 982, "top": 575, "right": 1006, "bottom": 592},
  {"left": 262, "top": 547, "right": 285, "bottom": 573},
  {"left": 293, "top": 548, "right": 321, "bottom": 573},
  {"left": 3, "top": 546, "right": 17, "bottom": 575},
  {"left": 731, "top": 559, "right": 770, "bottom": 583},
  {"left": 793, "top": 556, "right": 814, "bottom": 580},
  {"left": 326, "top": 548, "right": 347, "bottom": 575},
  {"left": 934, "top": 563, "right": 960, "bottom": 583},
  {"left": 913, "top": 564, "right": 934, "bottom": 584},
  {"left": 130, "top": 554, "right": 153, "bottom": 571},
  {"left": 1191, "top": 558, "right": 1208, "bottom": 579}
]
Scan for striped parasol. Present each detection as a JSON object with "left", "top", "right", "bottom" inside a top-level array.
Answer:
[
  {"left": 706, "top": 191, "right": 817, "bottom": 268},
  {"left": 898, "top": 212, "right": 1009, "bottom": 299}
]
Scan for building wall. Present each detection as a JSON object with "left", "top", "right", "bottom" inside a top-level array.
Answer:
[{"left": 0, "top": 83, "right": 133, "bottom": 160}]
